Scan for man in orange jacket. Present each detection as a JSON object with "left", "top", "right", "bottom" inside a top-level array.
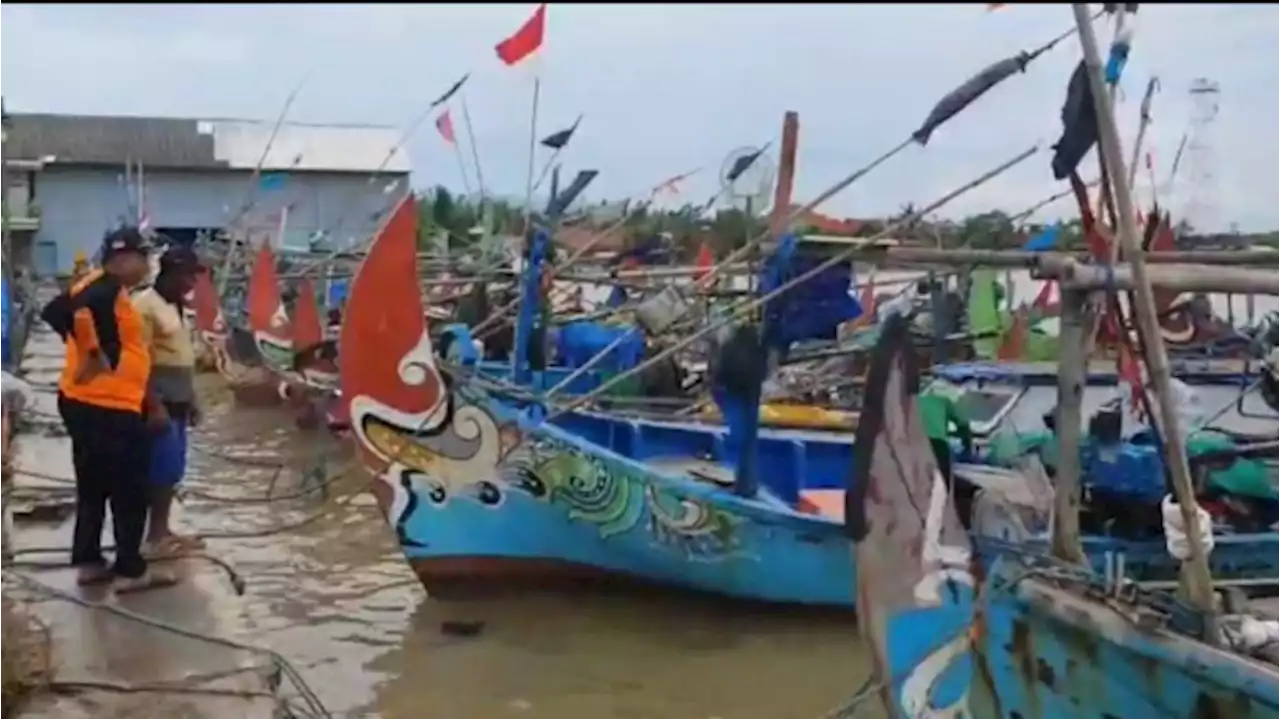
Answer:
[{"left": 40, "top": 227, "right": 175, "bottom": 592}]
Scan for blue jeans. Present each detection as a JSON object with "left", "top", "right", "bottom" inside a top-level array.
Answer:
[{"left": 149, "top": 418, "right": 188, "bottom": 488}]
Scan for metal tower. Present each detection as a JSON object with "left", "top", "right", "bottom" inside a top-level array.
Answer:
[{"left": 1181, "top": 77, "right": 1220, "bottom": 234}]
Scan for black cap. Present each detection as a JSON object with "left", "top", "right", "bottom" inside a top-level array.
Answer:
[
  {"left": 159, "top": 245, "right": 205, "bottom": 273},
  {"left": 100, "top": 227, "right": 152, "bottom": 260}
]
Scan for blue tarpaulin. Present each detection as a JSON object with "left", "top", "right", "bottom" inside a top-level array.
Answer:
[
  {"left": 1021, "top": 222, "right": 1062, "bottom": 252},
  {"left": 1, "top": 277, "right": 12, "bottom": 367},
  {"left": 327, "top": 279, "right": 349, "bottom": 309},
  {"left": 555, "top": 320, "right": 644, "bottom": 374},
  {"left": 760, "top": 234, "right": 863, "bottom": 353}
]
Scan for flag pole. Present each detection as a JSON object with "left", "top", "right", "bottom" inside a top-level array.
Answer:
[
  {"left": 450, "top": 132, "right": 475, "bottom": 198},
  {"left": 459, "top": 91, "right": 488, "bottom": 203},
  {"left": 530, "top": 147, "right": 562, "bottom": 196},
  {"left": 521, "top": 77, "right": 542, "bottom": 234}
]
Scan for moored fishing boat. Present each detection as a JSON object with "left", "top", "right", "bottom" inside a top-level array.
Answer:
[
  {"left": 844, "top": 5, "right": 1279, "bottom": 714},
  {"left": 340, "top": 196, "right": 855, "bottom": 604}
]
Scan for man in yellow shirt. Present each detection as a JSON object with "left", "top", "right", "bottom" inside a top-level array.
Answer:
[
  {"left": 70, "top": 250, "right": 91, "bottom": 284},
  {"left": 132, "top": 245, "right": 205, "bottom": 556}
]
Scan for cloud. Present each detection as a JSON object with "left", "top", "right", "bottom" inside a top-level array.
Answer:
[{"left": 3, "top": 3, "right": 1275, "bottom": 231}]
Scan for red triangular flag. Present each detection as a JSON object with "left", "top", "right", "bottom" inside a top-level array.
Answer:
[
  {"left": 693, "top": 243, "right": 713, "bottom": 281},
  {"left": 1117, "top": 344, "right": 1146, "bottom": 419},
  {"left": 496, "top": 4, "right": 547, "bottom": 67},
  {"left": 1032, "top": 280, "right": 1057, "bottom": 311},
  {"left": 435, "top": 110, "right": 456, "bottom": 145},
  {"left": 997, "top": 310, "right": 1028, "bottom": 360}
]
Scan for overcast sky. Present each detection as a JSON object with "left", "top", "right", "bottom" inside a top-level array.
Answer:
[{"left": 3, "top": 4, "right": 1276, "bottom": 231}]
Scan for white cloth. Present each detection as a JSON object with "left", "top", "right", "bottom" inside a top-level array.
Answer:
[
  {"left": 876, "top": 291, "right": 919, "bottom": 324},
  {"left": 1219, "top": 615, "right": 1280, "bottom": 658},
  {"left": 1161, "top": 494, "right": 1215, "bottom": 562}
]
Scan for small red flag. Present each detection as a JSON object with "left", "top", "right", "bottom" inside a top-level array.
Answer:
[
  {"left": 435, "top": 110, "right": 456, "bottom": 145},
  {"left": 1032, "top": 280, "right": 1057, "bottom": 311},
  {"left": 850, "top": 274, "right": 877, "bottom": 330},
  {"left": 693, "top": 243, "right": 713, "bottom": 281},
  {"left": 997, "top": 310, "right": 1028, "bottom": 360},
  {"left": 1117, "top": 344, "right": 1145, "bottom": 417},
  {"left": 495, "top": 4, "right": 547, "bottom": 67}
]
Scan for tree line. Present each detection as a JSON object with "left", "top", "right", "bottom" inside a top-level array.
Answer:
[{"left": 416, "top": 185, "right": 1279, "bottom": 258}]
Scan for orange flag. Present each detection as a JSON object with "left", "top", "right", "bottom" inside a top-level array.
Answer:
[
  {"left": 496, "top": 5, "right": 547, "bottom": 67},
  {"left": 996, "top": 310, "right": 1028, "bottom": 360}
]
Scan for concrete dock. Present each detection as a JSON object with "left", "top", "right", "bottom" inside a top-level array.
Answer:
[{"left": 2, "top": 320, "right": 283, "bottom": 718}]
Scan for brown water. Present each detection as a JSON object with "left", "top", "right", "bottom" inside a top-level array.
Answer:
[{"left": 183, "top": 376, "right": 872, "bottom": 719}]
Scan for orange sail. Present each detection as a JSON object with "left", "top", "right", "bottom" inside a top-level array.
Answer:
[
  {"left": 339, "top": 195, "right": 444, "bottom": 455},
  {"left": 247, "top": 239, "right": 290, "bottom": 342},
  {"left": 292, "top": 276, "right": 325, "bottom": 352},
  {"left": 191, "top": 271, "right": 223, "bottom": 335}
]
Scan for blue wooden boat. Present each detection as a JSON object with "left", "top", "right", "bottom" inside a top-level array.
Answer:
[
  {"left": 337, "top": 197, "right": 1277, "bottom": 607},
  {"left": 339, "top": 198, "right": 858, "bottom": 604},
  {"left": 846, "top": 313, "right": 1278, "bottom": 719}
]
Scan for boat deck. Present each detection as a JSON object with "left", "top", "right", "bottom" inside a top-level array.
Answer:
[{"left": 643, "top": 456, "right": 846, "bottom": 521}]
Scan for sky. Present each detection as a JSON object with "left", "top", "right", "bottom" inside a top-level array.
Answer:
[{"left": 2, "top": 3, "right": 1276, "bottom": 231}]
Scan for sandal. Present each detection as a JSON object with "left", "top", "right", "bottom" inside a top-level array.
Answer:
[
  {"left": 113, "top": 569, "right": 180, "bottom": 594},
  {"left": 75, "top": 564, "right": 114, "bottom": 586},
  {"left": 142, "top": 534, "right": 205, "bottom": 559},
  {"left": 166, "top": 533, "right": 207, "bottom": 550}
]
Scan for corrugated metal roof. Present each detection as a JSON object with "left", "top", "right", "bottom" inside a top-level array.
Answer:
[
  {"left": 206, "top": 120, "right": 409, "bottom": 173},
  {"left": 4, "top": 113, "right": 409, "bottom": 174},
  {"left": 5, "top": 113, "right": 225, "bottom": 169}
]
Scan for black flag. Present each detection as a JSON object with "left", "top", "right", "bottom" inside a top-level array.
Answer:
[
  {"left": 913, "top": 54, "right": 1031, "bottom": 145},
  {"left": 546, "top": 169, "right": 598, "bottom": 218},
  {"left": 540, "top": 114, "right": 583, "bottom": 150},
  {"left": 1051, "top": 61, "right": 1099, "bottom": 181},
  {"left": 726, "top": 144, "right": 769, "bottom": 183},
  {"left": 429, "top": 73, "right": 470, "bottom": 109}
]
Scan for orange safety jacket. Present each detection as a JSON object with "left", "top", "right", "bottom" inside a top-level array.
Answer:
[{"left": 50, "top": 269, "right": 151, "bottom": 413}]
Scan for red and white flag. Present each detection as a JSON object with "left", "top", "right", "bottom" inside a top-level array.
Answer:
[{"left": 435, "top": 110, "right": 456, "bottom": 145}]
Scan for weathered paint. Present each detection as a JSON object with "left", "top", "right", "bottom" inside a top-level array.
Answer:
[
  {"left": 970, "top": 575, "right": 1278, "bottom": 719},
  {"left": 32, "top": 167, "right": 408, "bottom": 273}
]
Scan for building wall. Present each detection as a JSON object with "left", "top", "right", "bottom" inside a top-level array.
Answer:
[{"left": 32, "top": 167, "right": 409, "bottom": 275}]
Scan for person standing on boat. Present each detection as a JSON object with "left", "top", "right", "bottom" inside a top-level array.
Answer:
[
  {"left": 918, "top": 390, "right": 975, "bottom": 527},
  {"left": 132, "top": 246, "right": 206, "bottom": 557},
  {"left": 39, "top": 227, "right": 176, "bottom": 593}
]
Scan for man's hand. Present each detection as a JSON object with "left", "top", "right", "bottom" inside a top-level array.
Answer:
[
  {"left": 146, "top": 399, "right": 170, "bottom": 431},
  {"left": 73, "top": 353, "right": 109, "bottom": 385}
]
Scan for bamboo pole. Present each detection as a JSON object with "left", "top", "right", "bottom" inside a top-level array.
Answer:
[
  {"left": 543, "top": 143, "right": 1041, "bottom": 409},
  {"left": 1072, "top": 3, "right": 1217, "bottom": 615},
  {"left": 1041, "top": 260, "right": 1279, "bottom": 296},
  {"left": 1051, "top": 289, "right": 1090, "bottom": 564}
]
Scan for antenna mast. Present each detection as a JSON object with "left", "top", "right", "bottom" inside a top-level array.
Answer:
[{"left": 1181, "top": 77, "right": 1220, "bottom": 235}]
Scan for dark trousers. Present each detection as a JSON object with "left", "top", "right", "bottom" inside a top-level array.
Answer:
[
  {"left": 57, "top": 393, "right": 150, "bottom": 578},
  {"left": 930, "top": 438, "right": 973, "bottom": 530}
]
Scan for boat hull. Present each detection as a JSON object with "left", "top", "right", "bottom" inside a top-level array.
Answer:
[
  {"left": 353, "top": 386, "right": 855, "bottom": 607},
  {"left": 970, "top": 576, "right": 1278, "bottom": 719}
]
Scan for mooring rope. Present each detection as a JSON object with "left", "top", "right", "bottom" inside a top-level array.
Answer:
[{"left": 4, "top": 570, "right": 333, "bottom": 718}]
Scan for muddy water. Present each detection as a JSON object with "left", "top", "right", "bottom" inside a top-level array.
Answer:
[{"left": 184, "top": 377, "right": 871, "bottom": 719}]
